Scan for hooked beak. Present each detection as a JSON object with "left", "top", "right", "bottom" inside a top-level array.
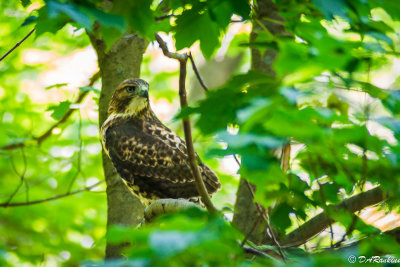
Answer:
[{"left": 137, "top": 84, "right": 149, "bottom": 98}]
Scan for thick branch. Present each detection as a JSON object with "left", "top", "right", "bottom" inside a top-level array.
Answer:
[
  {"left": 0, "top": 180, "right": 103, "bottom": 207},
  {"left": 154, "top": 33, "right": 187, "bottom": 61},
  {"left": 1, "top": 71, "right": 100, "bottom": 151},
  {"left": 144, "top": 199, "right": 200, "bottom": 222},
  {"left": 155, "top": 33, "right": 217, "bottom": 212},
  {"left": 279, "top": 187, "right": 386, "bottom": 247},
  {"left": 89, "top": 30, "right": 148, "bottom": 259},
  {"left": 0, "top": 28, "right": 35, "bottom": 62}
]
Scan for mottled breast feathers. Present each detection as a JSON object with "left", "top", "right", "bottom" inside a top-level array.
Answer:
[{"left": 101, "top": 112, "right": 221, "bottom": 203}]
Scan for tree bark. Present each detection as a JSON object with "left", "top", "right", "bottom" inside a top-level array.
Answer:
[
  {"left": 89, "top": 33, "right": 148, "bottom": 258},
  {"left": 232, "top": 0, "right": 286, "bottom": 244}
]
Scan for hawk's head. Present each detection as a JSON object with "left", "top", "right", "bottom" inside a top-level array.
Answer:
[{"left": 108, "top": 78, "right": 150, "bottom": 116}]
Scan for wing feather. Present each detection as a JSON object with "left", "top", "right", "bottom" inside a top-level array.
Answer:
[{"left": 104, "top": 116, "right": 220, "bottom": 198}]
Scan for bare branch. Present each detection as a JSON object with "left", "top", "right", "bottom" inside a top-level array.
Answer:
[
  {"left": 0, "top": 181, "right": 104, "bottom": 208},
  {"left": 1, "top": 71, "right": 100, "bottom": 151},
  {"left": 0, "top": 28, "right": 35, "bottom": 62},
  {"left": 155, "top": 33, "right": 187, "bottom": 61},
  {"left": 279, "top": 187, "right": 386, "bottom": 247},
  {"left": 188, "top": 52, "right": 208, "bottom": 92},
  {"left": 155, "top": 33, "right": 217, "bottom": 212}
]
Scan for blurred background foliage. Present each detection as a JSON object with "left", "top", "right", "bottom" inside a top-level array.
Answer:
[{"left": 1, "top": 0, "right": 400, "bottom": 266}]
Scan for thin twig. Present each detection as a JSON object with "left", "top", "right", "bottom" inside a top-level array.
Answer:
[
  {"left": 329, "top": 224, "right": 334, "bottom": 248},
  {"left": 233, "top": 154, "right": 241, "bottom": 166},
  {"left": 155, "top": 33, "right": 217, "bottom": 212},
  {"left": 155, "top": 14, "right": 177, "bottom": 21},
  {"left": 1, "top": 71, "right": 100, "bottom": 151},
  {"left": 4, "top": 149, "right": 28, "bottom": 206},
  {"left": 0, "top": 28, "right": 35, "bottom": 62},
  {"left": 0, "top": 180, "right": 103, "bottom": 207},
  {"left": 242, "top": 246, "right": 269, "bottom": 258},
  {"left": 188, "top": 52, "right": 208, "bottom": 92},
  {"left": 231, "top": 19, "right": 245, "bottom": 23}
]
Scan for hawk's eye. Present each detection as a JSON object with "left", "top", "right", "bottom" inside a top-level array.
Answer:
[{"left": 125, "top": 86, "right": 136, "bottom": 93}]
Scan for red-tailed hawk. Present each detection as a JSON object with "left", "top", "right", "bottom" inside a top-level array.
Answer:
[{"left": 101, "top": 78, "right": 221, "bottom": 204}]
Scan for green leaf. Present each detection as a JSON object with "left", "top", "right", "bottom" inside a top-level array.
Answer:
[
  {"left": 21, "top": 15, "right": 37, "bottom": 26},
  {"left": 327, "top": 93, "right": 349, "bottom": 117},
  {"left": 35, "top": 6, "right": 70, "bottom": 36},
  {"left": 20, "top": 0, "right": 31, "bottom": 7},
  {"left": 320, "top": 183, "right": 340, "bottom": 204},
  {"left": 230, "top": 0, "right": 251, "bottom": 19},
  {"left": 312, "top": 0, "right": 350, "bottom": 21},
  {"left": 218, "top": 132, "right": 284, "bottom": 150},
  {"left": 47, "top": 0, "right": 92, "bottom": 29},
  {"left": 175, "top": 9, "right": 220, "bottom": 58},
  {"left": 47, "top": 100, "right": 71, "bottom": 120},
  {"left": 83, "top": 8, "right": 126, "bottom": 32},
  {"left": 149, "top": 230, "right": 210, "bottom": 258},
  {"left": 208, "top": 0, "right": 233, "bottom": 29},
  {"left": 270, "top": 202, "right": 294, "bottom": 233},
  {"left": 366, "top": 31, "right": 393, "bottom": 48},
  {"left": 100, "top": 26, "right": 124, "bottom": 50},
  {"left": 111, "top": 0, "right": 155, "bottom": 39}
]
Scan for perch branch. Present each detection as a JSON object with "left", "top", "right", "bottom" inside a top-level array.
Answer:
[
  {"left": 144, "top": 199, "right": 201, "bottom": 222},
  {"left": 155, "top": 33, "right": 217, "bottom": 212},
  {"left": 155, "top": 34, "right": 187, "bottom": 61},
  {"left": 279, "top": 186, "right": 386, "bottom": 247},
  {"left": 0, "top": 28, "right": 35, "bottom": 62},
  {"left": 1, "top": 71, "right": 100, "bottom": 151},
  {"left": 0, "top": 180, "right": 103, "bottom": 207}
]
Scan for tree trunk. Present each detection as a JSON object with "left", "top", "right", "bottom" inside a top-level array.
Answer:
[
  {"left": 232, "top": 0, "right": 286, "bottom": 244},
  {"left": 89, "top": 33, "right": 148, "bottom": 258}
]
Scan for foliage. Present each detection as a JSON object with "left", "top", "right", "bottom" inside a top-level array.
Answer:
[
  {"left": 101, "top": 208, "right": 252, "bottom": 267},
  {"left": 1, "top": 0, "right": 400, "bottom": 266}
]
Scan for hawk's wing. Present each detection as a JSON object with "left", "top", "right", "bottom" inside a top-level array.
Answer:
[{"left": 103, "top": 117, "right": 221, "bottom": 199}]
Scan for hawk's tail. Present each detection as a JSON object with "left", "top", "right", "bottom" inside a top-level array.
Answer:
[{"left": 200, "top": 164, "right": 221, "bottom": 195}]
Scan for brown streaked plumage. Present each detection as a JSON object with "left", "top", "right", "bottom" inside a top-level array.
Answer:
[{"left": 101, "top": 78, "right": 221, "bottom": 205}]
